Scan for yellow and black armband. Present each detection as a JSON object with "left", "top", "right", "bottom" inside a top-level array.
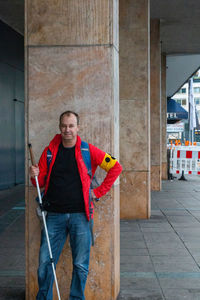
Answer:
[{"left": 100, "top": 153, "right": 117, "bottom": 172}]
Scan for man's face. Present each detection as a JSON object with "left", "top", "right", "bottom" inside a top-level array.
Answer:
[{"left": 59, "top": 114, "right": 79, "bottom": 144}]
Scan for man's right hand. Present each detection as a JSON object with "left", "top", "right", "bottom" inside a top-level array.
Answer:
[{"left": 30, "top": 164, "right": 39, "bottom": 178}]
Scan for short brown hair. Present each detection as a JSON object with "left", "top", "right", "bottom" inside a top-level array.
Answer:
[{"left": 59, "top": 111, "right": 80, "bottom": 125}]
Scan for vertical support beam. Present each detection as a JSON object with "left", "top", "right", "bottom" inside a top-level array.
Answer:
[
  {"left": 161, "top": 53, "right": 167, "bottom": 180},
  {"left": 25, "top": 1, "right": 120, "bottom": 299},
  {"left": 119, "top": 0, "right": 151, "bottom": 219},
  {"left": 150, "top": 19, "right": 162, "bottom": 191}
]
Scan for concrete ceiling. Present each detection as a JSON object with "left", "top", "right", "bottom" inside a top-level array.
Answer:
[
  {"left": 0, "top": 0, "right": 24, "bottom": 35},
  {"left": 151, "top": 0, "right": 200, "bottom": 54},
  {"left": 0, "top": 0, "right": 200, "bottom": 54}
]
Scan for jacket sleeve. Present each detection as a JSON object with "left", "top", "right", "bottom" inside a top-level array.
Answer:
[
  {"left": 89, "top": 144, "right": 123, "bottom": 199},
  {"left": 31, "top": 147, "right": 48, "bottom": 188}
]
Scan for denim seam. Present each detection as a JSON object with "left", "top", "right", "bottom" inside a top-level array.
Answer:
[{"left": 46, "top": 234, "right": 66, "bottom": 299}]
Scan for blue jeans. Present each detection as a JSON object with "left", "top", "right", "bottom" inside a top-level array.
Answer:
[{"left": 36, "top": 212, "right": 92, "bottom": 300}]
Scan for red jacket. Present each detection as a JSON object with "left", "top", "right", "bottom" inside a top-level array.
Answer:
[{"left": 31, "top": 134, "right": 122, "bottom": 220}]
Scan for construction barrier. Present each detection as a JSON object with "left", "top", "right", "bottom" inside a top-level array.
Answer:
[{"left": 169, "top": 146, "right": 200, "bottom": 175}]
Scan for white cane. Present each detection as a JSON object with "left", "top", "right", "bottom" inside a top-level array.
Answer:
[{"left": 28, "top": 144, "right": 61, "bottom": 300}]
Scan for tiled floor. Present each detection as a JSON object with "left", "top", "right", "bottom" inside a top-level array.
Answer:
[
  {"left": 0, "top": 184, "right": 25, "bottom": 300},
  {"left": 2, "top": 176, "right": 200, "bottom": 299},
  {"left": 118, "top": 175, "right": 200, "bottom": 300}
]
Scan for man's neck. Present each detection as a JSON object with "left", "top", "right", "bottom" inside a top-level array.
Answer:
[{"left": 62, "top": 138, "right": 77, "bottom": 148}]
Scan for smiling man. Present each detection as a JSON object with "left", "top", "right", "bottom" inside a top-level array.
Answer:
[{"left": 30, "top": 110, "right": 122, "bottom": 300}]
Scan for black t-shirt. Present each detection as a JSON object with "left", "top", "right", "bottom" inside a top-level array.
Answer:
[{"left": 43, "top": 143, "right": 85, "bottom": 213}]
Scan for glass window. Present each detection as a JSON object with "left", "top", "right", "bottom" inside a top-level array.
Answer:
[
  {"left": 194, "top": 87, "right": 200, "bottom": 93},
  {"left": 195, "top": 98, "right": 200, "bottom": 105},
  {"left": 182, "top": 99, "right": 186, "bottom": 105},
  {"left": 176, "top": 99, "right": 186, "bottom": 105},
  {"left": 178, "top": 88, "right": 186, "bottom": 94}
]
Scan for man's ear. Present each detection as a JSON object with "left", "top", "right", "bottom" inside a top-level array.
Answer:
[{"left": 77, "top": 125, "right": 80, "bottom": 132}]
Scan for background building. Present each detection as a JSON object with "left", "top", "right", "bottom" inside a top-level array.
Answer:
[{"left": 169, "top": 71, "right": 200, "bottom": 142}]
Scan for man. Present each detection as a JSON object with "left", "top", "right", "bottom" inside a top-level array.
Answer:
[{"left": 30, "top": 111, "right": 122, "bottom": 300}]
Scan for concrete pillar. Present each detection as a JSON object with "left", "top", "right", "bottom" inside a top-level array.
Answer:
[
  {"left": 25, "top": 1, "right": 120, "bottom": 299},
  {"left": 161, "top": 53, "right": 168, "bottom": 180},
  {"left": 119, "top": 0, "right": 151, "bottom": 219},
  {"left": 150, "top": 19, "right": 162, "bottom": 191}
]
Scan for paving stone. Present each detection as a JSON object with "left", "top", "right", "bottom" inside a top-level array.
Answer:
[
  {"left": 161, "top": 210, "right": 191, "bottom": 216},
  {"left": 162, "top": 288, "right": 200, "bottom": 300},
  {"left": 120, "top": 248, "right": 149, "bottom": 256},
  {"left": 0, "top": 288, "right": 25, "bottom": 300},
  {"left": 145, "top": 242, "right": 185, "bottom": 250},
  {"left": 117, "top": 290, "right": 164, "bottom": 300},
  {"left": 120, "top": 276, "right": 160, "bottom": 290},
  {"left": 121, "top": 241, "right": 147, "bottom": 249},
  {"left": 121, "top": 256, "right": 154, "bottom": 272},
  {"left": 148, "top": 247, "right": 190, "bottom": 256},
  {"left": 140, "top": 225, "right": 173, "bottom": 233},
  {"left": 143, "top": 232, "right": 181, "bottom": 243},
  {"left": 159, "top": 277, "right": 200, "bottom": 289},
  {"left": 152, "top": 256, "right": 199, "bottom": 272},
  {"left": 120, "top": 232, "right": 144, "bottom": 241}
]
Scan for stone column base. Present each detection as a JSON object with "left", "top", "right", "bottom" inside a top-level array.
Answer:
[
  {"left": 151, "top": 165, "right": 162, "bottom": 191},
  {"left": 162, "top": 162, "right": 168, "bottom": 180}
]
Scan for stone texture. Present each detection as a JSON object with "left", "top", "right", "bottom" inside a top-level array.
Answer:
[
  {"left": 120, "top": 171, "right": 150, "bottom": 219},
  {"left": 26, "top": 0, "right": 118, "bottom": 47},
  {"left": 150, "top": 19, "right": 162, "bottom": 191},
  {"left": 151, "top": 165, "right": 162, "bottom": 191},
  {"left": 162, "top": 162, "right": 168, "bottom": 181},
  {"left": 28, "top": 46, "right": 116, "bottom": 160},
  {"left": 119, "top": 0, "right": 149, "bottom": 101},
  {"left": 161, "top": 53, "right": 167, "bottom": 180},
  {"left": 120, "top": 100, "right": 149, "bottom": 171},
  {"left": 119, "top": 0, "right": 150, "bottom": 219}
]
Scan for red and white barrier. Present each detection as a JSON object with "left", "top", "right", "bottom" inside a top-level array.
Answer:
[{"left": 170, "top": 146, "right": 200, "bottom": 175}]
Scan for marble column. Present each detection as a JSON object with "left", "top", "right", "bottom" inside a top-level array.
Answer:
[
  {"left": 25, "top": 1, "right": 120, "bottom": 299},
  {"left": 161, "top": 53, "right": 167, "bottom": 180},
  {"left": 150, "top": 19, "right": 162, "bottom": 191},
  {"left": 119, "top": 0, "right": 151, "bottom": 219}
]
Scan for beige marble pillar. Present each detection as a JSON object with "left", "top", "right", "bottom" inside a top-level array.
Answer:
[
  {"left": 150, "top": 19, "right": 162, "bottom": 191},
  {"left": 161, "top": 53, "right": 167, "bottom": 180},
  {"left": 119, "top": 0, "right": 151, "bottom": 219},
  {"left": 25, "top": 1, "right": 120, "bottom": 299}
]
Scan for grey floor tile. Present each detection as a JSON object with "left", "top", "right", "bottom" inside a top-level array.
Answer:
[
  {"left": 152, "top": 256, "right": 199, "bottom": 272},
  {"left": 120, "top": 255, "right": 152, "bottom": 264},
  {"left": 0, "top": 275, "right": 25, "bottom": 288},
  {"left": 140, "top": 226, "right": 173, "bottom": 233},
  {"left": 148, "top": 247, "right": 190, "bottom": 256},
  {"left": 159, "top": 277, "right": 200, "bottom": 289},
  {"left": 163, "top": 288, "right": 200, "bottom": 300},
  {"left": 121, "top": 241, "right": 147, "bottom": 249},
  {"left": 161, "top": 210, "right": 191, "bottom": 216},
  {"left": 0, "top": 288, "right": 25, "bottom": 300},
  {"left": 143, "top": 232, "right": 180, "bottom": 243},
  {"left": 118, "top": 290, "right": 164, "bottom": 300},
  {"left": 145, "top": 242, "right": 185, "bottom": 250},
  {"left": 121, "top": 262, "right": 155, "bottom": 272},
  {"left": 120, "top": 248, "right": 149, "bottom": 256},
  {"left": 120, "top": 277, "right": 161, "bottom": 290},
  {"left": 120, "top": 232, "right": 144, "bottom": 241}
]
